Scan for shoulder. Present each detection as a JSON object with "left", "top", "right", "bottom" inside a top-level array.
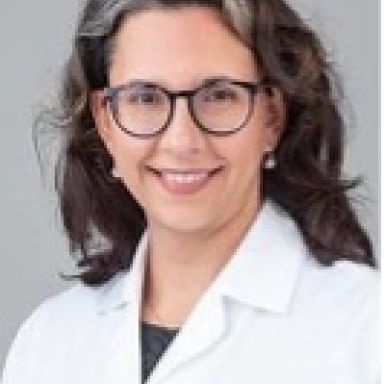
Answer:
[
  {"left": 294, "top": 254, "right": 379, "bottom": 336},
  {"left": 298, "top": 256, "right": 379, "bottom": 364},
  {"left": 6, "top": 281, "right": 99, "bottom": 349},
  {"left": 20, "top": 270, "right": 127, "bottom": 329},
  {"left": 24, "top": 282, "right": 98, "bottom": 326},
  {"left": 2, "top": 274, "right": 127, "bottom": 382},
  {"left": 298, "top": 256, "right": 379, "bottom": 310},
  {"left": 290, "top": 257, "right": 380, "bottom": 380},
  {"left": 4, "top": 272, "right": 126, "bottom": 360},
  {"left": 295, "top": 253, "right": 379, "bottom": 324}
]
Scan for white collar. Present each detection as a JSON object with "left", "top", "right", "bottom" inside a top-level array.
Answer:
[
  {"left": 212, "top": 199, "right": 307, "bottom": 313},
  {"left": 95, "top": 199, "right": 307, "bottom": 315}
]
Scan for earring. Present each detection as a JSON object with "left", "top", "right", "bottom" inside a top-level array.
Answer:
[
  {"left": 111, "top": 166, "right": 120, "bottom": 179},
  {"left": 263, "top": 151, "right": 277, "bottom": 170}
]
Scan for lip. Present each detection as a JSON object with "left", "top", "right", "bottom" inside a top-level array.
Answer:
[
  {"left": 146, "top": 166, "right": 224, "bottom": 176},
  {"left": 146, "top": 165, "right": 224, "bottom": 195}
]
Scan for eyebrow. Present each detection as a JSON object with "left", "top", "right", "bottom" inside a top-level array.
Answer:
[{"left": 120, "top": 75, "right": 249, "bottom": 89}]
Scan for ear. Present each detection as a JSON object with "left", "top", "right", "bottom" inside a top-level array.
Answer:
[
  {"left": 264, "top": 86, "right": 286, "bottom": 150},
  {"left": 90, "top": 90, "right": 113, "bottom": 149}
]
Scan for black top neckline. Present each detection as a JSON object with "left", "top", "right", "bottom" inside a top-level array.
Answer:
[
  {"left": 140, "top": 320, "right": 180, "bottom": 333},
  {"left": 140, "top": 320, "right": 180, "bottom": 382}
]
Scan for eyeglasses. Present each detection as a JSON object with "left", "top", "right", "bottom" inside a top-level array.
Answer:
[{"left": 103, "top": 77, "right": 270, "bottom": 138}]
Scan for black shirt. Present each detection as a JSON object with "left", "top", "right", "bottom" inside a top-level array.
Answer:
[{"left": 140, "top": 321, "right": 180, "bottom": 383}]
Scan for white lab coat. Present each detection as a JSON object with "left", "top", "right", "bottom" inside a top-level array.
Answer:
[{"left": 2, "top": 199, "right": 379, "bottom": 384}]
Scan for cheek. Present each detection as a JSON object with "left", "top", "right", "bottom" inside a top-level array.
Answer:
[
  {"left": 113, "top": 145, "right": 150, "bottom": 208},
  {"left": 109, "top": 131, "right": 152, "bottom": 182},
  {"left": 227, "top": 122, "right": 268, "bottom": 167},
  {"left": 220, "top": 120, "right": 268, "bottom": 190}
]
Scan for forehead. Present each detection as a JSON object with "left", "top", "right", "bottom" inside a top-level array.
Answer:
[{"left": 108, "top": 7, "right": 258, "bottom": 88}]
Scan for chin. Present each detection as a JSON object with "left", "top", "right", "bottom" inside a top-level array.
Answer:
[{"left": 149, "top": 213, "right": 220, "bottom": 236}]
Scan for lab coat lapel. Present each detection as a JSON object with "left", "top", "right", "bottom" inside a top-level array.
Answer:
[
  {"left": 100, "top": 300, "right": 141, "bottom": 384},
  {"left": 147, "top": 198, "right": 305, "bottom": 383},
  {"left": 97, "top": 198, "right": 303, "bottom": 383},
  {"left": 147, "top": 286, "right": 227, "bottom": 384},
  {"left": 96, "top": 232, "right": 148, "bottom": 384}
]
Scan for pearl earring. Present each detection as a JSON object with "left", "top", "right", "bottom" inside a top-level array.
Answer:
[
  {"left": 111, "top": 166, "right": 120, "bottom": 179},
  {"left": 263, "top": 151, "right": 277, "bottom": 170}
]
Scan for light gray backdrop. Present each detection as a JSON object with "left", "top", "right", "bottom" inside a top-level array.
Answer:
[{"left": 0, "top": 0, "right": 379, "bottom": 369}]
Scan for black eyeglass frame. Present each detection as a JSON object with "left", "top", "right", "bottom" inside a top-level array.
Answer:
[{"left": 103, "top": 77, "right": 272, "bottom": 138}]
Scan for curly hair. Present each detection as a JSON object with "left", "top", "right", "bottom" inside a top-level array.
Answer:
[{"left": 34, "top": 0, "right": 376, "bottom": 286}]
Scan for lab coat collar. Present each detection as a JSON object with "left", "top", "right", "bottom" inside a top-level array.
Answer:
[
  {"left": 95, "top": 198, "right": 306, "bottom": 316},
  {"left": 95, "top": 230, "right": 149, "bottom": 315},
  {"left": 213, "top": 198, "right": 306, "bottom": 314}
]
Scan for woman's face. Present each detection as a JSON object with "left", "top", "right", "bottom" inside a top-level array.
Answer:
[{"left": 93, "top": 7, "right": 284, "bottom": 236}]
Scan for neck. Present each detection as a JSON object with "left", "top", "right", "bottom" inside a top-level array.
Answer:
[{"left": 142, "top": 194, "right": 263, "bottom": 326}]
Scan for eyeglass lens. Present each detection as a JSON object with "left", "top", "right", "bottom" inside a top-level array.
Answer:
[{"left": 112, "top": 81, "right": 251, "bottom": 135}]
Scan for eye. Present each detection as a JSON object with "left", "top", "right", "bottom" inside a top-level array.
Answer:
[
  {"left": 201, "top": 85, "right": 239, "bottom": 102},
  {"left": 126, "top": 89, "right": 162, "bottom": 105},
  {"left": 118, "top": 84, "right": 166, "bottom": 106}
]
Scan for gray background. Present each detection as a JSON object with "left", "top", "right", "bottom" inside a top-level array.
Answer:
[{"left": 0, "top": 0, "right": 379, "bottom": 370}]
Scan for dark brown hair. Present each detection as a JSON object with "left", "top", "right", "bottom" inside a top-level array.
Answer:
[{"left": 34, "top": 0, "right": 376, "bottom": 286}]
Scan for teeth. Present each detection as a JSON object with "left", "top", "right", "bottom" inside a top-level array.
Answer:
[{"left": 162, "top": 172, "right": 209, "bottom": 184}]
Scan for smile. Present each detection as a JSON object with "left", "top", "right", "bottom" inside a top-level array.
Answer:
[{"left": 146, "top": 166, "right": 223, "bottom": 195}]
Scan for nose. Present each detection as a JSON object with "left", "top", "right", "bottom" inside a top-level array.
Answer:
[{"left": 157, "top": 96, "right": 206, "bottom": 155}]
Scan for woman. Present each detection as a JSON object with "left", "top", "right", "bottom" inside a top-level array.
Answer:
[{"left": 2, "top": 0, "right": 379, "bottom": 383}]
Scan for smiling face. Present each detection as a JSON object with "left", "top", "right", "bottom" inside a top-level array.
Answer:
[{"left": 92, "top": 7, "right": 284, "bottom": 237}]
